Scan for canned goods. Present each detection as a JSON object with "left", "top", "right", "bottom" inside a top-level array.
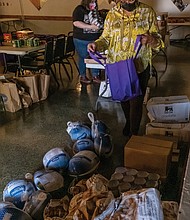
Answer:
[
  {"left": 123, "top": 175, "right": 135, "bottom": 183},
  {"left": 27, "top": 38, "right": 34, "bottom": 47},
  {"left": 115, "top": 166, "right": 128, "bottom": 174},
  {"left": 118, "top": 182, "right": 131, "bottom": 193},
  {"left": 12, "top": 40, "right": 21, "bottom": 48},
  {"left": 111, "top": 172, "right": 123, "bottom": 182},
  {"left": 33, "top": 38, "right": 40, "bottom": 46}
]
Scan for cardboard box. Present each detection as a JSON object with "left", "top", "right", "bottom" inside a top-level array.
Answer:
[
  {"left": 145, "top": 134, "right": 180, "bottom": 162},
  {"left": 146, "top": 122, "right": 190, "bottom": 143},
  {"left": 124, "top": 135, "right": 173, "bottom": 177},
  {"left": 147, "top": 95, "right": 190, "bottom": 123}
]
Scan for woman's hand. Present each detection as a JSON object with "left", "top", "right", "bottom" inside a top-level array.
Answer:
[
  {"left": 141, "top": 33, "right": 154, "bottom": 45},
  {"left": 141, "top": 33, "right": 160, "bottom": 48},
  {"left": 90, "top": 24, "right": 99, "bottom": 30},
  {"left": 87, "top": 42, "right": 96, "bottom": 52}
]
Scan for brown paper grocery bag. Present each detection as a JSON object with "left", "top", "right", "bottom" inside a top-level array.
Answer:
[
  {"left": 18, "top": 89, "right": 33, "bottom": 108},
  {"left": 38, "top": 74, "right": 50, "bottom": 101},
  {"left": 0, "top": 81, "right": 22, "bottom": 112},
  {"left": 16, "top": 74, "right": 40, "bottom": 103}
]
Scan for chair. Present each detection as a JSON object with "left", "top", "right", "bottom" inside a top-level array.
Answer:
[
  {"left": 151, "top": 12, "right": 168, "bottom": 87},
  {"left": 63, "top": 31, "right": 80, "bottom": 77},
  {"left": 53, "top": 34, "right": 72, "bottom": 81},
  {"left": 151, "top": 47, "right": 168, "bottom": 87},
  {"left": 2, "top": 54, "right": 19, "bottom": 74},
  {"left": 21, "top": 38, "right": 59, "bottom": 87}
]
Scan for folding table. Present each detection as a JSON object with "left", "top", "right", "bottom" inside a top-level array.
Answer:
[{"left": 0, "top": 44, "right": 45, "bottom": 74}]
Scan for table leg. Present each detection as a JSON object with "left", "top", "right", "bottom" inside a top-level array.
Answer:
[
  {"left": 3, "top": 53, "right": 8, "bottom": 73},
  {"left": 17, "top": 55, "right": 23, "bottom": 75}
]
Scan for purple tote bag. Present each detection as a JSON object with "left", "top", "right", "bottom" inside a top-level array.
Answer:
[{"left": 89, "top": 35, "right": 142, "bottom": 102}]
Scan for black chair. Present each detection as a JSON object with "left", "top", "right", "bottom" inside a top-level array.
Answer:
[
  {"left": 151, "top": 48, "right": 168, "bottom": 87},
  {"left": 63, "top": 31, "right": 80, "bottom": 77},
  {"left": 2, "top": 54, "right": 19, "bottom": 74},
  {"left": 21, "top": 38, "right": 59, "bottom": 87},
  {"left": 53, "top": 34, "right": 72, "bottom": 81}
]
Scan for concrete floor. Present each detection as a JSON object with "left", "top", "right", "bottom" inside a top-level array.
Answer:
[{"left": 0, "top": 42, "right": 190, "bottom": 203}]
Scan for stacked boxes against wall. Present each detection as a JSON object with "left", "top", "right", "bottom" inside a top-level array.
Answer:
[{"left": 145, "top": 95, "right": 190, "bottom": 162}]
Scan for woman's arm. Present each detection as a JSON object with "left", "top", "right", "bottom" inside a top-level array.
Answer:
[{"left": 73, "top": 21, "right": 99, "bottom": 30}]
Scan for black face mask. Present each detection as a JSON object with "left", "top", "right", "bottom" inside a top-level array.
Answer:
[{"left": 121, "top": 1, "right": 137, "bottom": 12}]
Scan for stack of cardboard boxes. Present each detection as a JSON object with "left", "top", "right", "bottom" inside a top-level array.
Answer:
[
  {"left": 146, "top": 95, "right": 190, "bottom": 142},
  {"left": 124, "top": 95, "right": 190, "bottom": 179}
]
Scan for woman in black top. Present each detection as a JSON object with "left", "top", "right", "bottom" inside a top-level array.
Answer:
[{"left": 73, "top": 0, "right": 103, "bottom": 84}]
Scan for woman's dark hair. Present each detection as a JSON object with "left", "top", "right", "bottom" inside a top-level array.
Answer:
[{"left": 81, "top": 0, "right": 97, "bottom": 7}]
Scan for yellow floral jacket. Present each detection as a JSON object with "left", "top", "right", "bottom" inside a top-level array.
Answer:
[{"left": 95, "top": 2, "right": 164, "bottom": 72}]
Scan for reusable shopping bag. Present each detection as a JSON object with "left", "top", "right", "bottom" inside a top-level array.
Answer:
[
  {"left": 15, "top": 74, "right": 40, "bottom": 103},
  {"left": 9, "top": 78, "right": 33, "bottom": 108},
  {"left": 15, "top": 71, "right": 50, "bottom": 102},
  {"left": 0, "top": 81, "right": 22, "bottom": 112},
  {"left": 38, "top": 73, "right": 50, "bottom": 101},
  {"left": 89, "top": 35, "right": 142, "bottom": 102}
]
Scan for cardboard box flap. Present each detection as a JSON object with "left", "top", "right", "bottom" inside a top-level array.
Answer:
[
  {"left": 129, "top": 135, "right": 173, "bottom": 150},
  {"left": 146, "top": 122, "right": 190, "bottom": 142},
  {"left": 145, "top": 134, "right": 178, "bottom": 149},
  {"left": 147, "top": 95, "right": 189, "bottom": 105},
  {"left": 148, "top": 122, "right": 190, "bottom": 130},
  {"left": 126, "top": 142, "right": 171, "bottom": 156}
]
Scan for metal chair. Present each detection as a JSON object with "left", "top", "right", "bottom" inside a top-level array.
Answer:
[
  {"left": 63, "top": 31, "right": 80, "bottom": 77},
  {"left": 21, "top": 38, "right": 59, "bottom": 87},
  {"left": 53, "top": 34, "right": 72, "bottom": 81},
  {"left": 151, "top": 12, "right": 168, "bottom": 87},
  {"left": 151, "top": 47, "right": 168, "bottom": 87}
]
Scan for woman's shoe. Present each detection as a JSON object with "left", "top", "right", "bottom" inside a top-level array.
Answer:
[
  {"left": 92, "top": 76, "right": 101, "bottom": 84},
  {"left": 80, "top": 76, "right": 91, "bottom": 84}
]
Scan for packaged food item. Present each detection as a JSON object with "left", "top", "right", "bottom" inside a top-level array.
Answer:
[
  {"left": 115, "top": 166, "right": 128, "bottom": 174},
  {"left": 110, "top": 172, "right": 123, "bottom": 182},
  {"left": 134, "top": 177, "right": 146, "bottom": 185},
  {"left": 146, "top": 180, "right": 159, "bottom": 188},
  {"left": 118, "top": 182, "right": 131, "bottom": 193},
  {"left": 137, "top": 170, "right": 149, "bottom": 178},
  {"left": 148, "top": 173, "right": 160, "bottom": 181},
  {"left": 126, "top": 168, "right": 138, "bottom": 176},
  {"left": 123, "top": 175, "right": 135, "bottom": 183}
]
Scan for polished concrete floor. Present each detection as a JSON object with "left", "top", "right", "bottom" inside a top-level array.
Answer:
[{"left": 0, "top": 42, "right": 190, "bottom": 204}]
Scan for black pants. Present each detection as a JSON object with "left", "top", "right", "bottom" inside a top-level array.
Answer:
[{"left": 121, "top": 65, "right": 150, "bottom": 135}]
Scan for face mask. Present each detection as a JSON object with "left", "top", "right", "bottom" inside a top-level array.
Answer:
[
  {"left": 121, "top": 1, "right": 137, "bottom": 12},
  {"left": 89, "top": 2, "right": 96, "bottom": 10}
]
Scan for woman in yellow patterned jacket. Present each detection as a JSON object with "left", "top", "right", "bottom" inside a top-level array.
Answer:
[{"left": 88, "top": 0, "right": 163, "bottom": 137}]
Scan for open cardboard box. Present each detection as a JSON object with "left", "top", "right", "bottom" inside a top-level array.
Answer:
[
  {"left": 146, "top": 122, "right": 190, "bottom": 143},
  {"left": 124, "top": 135, "right": 173, "bottom": 177},
  {"left": 147, "top": 95, "right": 190, "bottom": 123}
]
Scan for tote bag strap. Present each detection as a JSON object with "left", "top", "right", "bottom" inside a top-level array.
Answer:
[
  {"left": 88, "top": 51, "right": 106, "bottom": 68},
  {"left": 89, "top": 35, "right": 142, "bottom": 62},
  {"left": 133, "top": 35, "right": 142, "bottom": 59}
]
